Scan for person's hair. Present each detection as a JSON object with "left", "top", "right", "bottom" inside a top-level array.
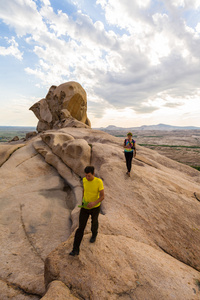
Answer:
[
  {"left": 127, "top": 132, "right": 132, "bottom": 136},
  {"left": 84, "top": 166, "right": 94, "bottom": 174}
]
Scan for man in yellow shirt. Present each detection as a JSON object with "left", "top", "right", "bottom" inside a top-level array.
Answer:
[{"left": 69, "top": 166, "right": 104, "bottom": 256}]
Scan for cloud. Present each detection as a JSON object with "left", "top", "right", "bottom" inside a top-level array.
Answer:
[
  {"left": 0, "top": 0, "right": 47, "bottom": 36},
  {"left": 0, "top": 36, "right": 23, "bottom": 60},
  {"left": 163, "top": 102, "right": 184, "bottom": 108},
  {"left": 0, "top": 0, "right": 200, "bottom": 123}
]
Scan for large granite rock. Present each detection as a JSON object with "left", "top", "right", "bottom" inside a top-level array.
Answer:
[
  {"left": 0, "top": 144, "right": 25, "bottom": 167},
  {"left": 29, "top": 82, "right": 91, "bottom": 132},
  {"left": 40, "top": 132, "right": 91, "bottom": 177},
  {"left": 0, "top": 127, "right": 200, "bottom": 299},
  {"left": 41, "top": 280, "right": 79, "bottom": 300},
  {"left": 45, "top": 234, "right": 200, "bottom": 300}
]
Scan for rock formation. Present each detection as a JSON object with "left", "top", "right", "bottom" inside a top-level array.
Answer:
[
  {"left": 30, "top": 81, "right": 91, "bottom": 132},
  {"left": 0, "top": 83, "right": 200, "bottom": 299}
]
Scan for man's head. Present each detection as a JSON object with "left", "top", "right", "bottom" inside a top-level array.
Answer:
[
  {"left": 84, "top": 166, "right": 95, "bottom": 181},
  {"left": 127, "top": 132, "right": 132, "bottom": 137}
]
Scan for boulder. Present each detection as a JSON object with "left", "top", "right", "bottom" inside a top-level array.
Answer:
[
  {"left": 41, "top": 132, "right": 91, "bottom": 177},
  {"left": 45, "top": 234, "right": 200, "bottom": 300},
  {"left": 0, "top": 140, "right": 77, "bottom": 298},
  {"left": 29, "top": 81, "right": 91, "bottom": 132},
  {"left": 1, "top": 127, "right": 200, "bottom": 299},
  {"left": 0, "top": 143, "right": 25, "bottom": 167},
  {"left": 9, "top": 135, "right": 19, "bottom": 142},
  {"left": 41, "top": 280, "right": 79, "bottom": 300},
  {"left": 25, "top": 131, "right": 37, "bottom": 140}
]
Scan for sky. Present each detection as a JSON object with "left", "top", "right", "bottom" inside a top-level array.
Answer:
[{"left": 0, "top": 0, "right": 200, "bottom": 128}]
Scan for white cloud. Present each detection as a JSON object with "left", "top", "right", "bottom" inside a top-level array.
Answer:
[
  {"left": 0, "top": 0, "right": 47, "bottom": 36},
  {"left": 171, "top": 0, "right": 200, "bottom": 9},
  {"left": 0, "top": 37, "right": 23, "bottom": 60},
  {"left": 0, "top": 94, "right": 39, "bottom": 126},
  {"left": 0, "top": 0, "right": 200, "bottom": 127}
]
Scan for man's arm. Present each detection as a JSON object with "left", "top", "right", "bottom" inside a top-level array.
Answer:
[{"left": 87, "top": 189, "right": 104, "bottom": 209}]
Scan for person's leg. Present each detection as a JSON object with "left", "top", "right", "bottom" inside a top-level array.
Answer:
[
  {"left": 124, "top": 152, "right": 129, "bottom": 172},
  {"left": 125, "top": 152, "right": 131, "bottom": 172},
  {"left": 128, "top": 152, "right": 133, "bottom": 172},
  {"left": 90, "top": 206, "right": 101, "bottom": 242},
  {"left": 70, "top": 208, "right": 89, "bottom": 255}
]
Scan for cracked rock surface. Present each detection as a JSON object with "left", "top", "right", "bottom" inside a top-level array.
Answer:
[{"left": 0, "top": 128, "right": 200, "bottom": 299}]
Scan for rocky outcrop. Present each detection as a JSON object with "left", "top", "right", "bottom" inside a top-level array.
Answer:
[
  {"left": 9, "top": 135, "right": 19, "bottom": 142},
  {"left": 41, "top": 280, "right": 79, "bottom": 300},
  {"left": 45, "top": 234, "right": 200, "bottom": 300},
  {"left": 1, "top": 127, "right": 200, "bottom": 299},
  {"left": 1, "top": 79, "right": 200, "bottom": 299},
  {"left": 29, "top": 82, "right": 91, "bottom": 132},
  {"left": 0, "top": 143, "right": 25, "bottom": 166},
  {"left": 40, "top": 132, "right": 91, "bottom": 178},
  {"left": 25, "top": 131, "right": 37, "bottom": 140}
]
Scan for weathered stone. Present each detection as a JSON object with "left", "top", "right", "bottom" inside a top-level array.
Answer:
[
  {"left": 0, "top": 140, "right": 76, "bottom": 298},
  {"left": 45, "top": 234, "right": 200, "bottom": 300},
  {"left": 30, "top": 98, "right": 52, "bottom": 123},
  {"left": 41, "top": 280, "right": 79, "bottom": 300},
  {"left": 9, "top": 135, "right": 19, "bottom": 142},
  {"left": 0, "top": 144, "right": 25, "bottom": 167},
  {"left": 41, "top": 132, "right": 91, "bottom": 177},
  {"left": 1, "top": 126, "right": 200, "bottom": 300},
  {"left": 30, "top": 82, "right": 91, "bottom": 132},
  {"left": 26, "top": 131, "right": 37, "bottom": 140}
]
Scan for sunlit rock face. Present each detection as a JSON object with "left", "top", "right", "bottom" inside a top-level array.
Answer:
[
  {"left": 1, "top": 80, "right": 200, "bottom": 299},
  {"left": 1, "top": 127, "right": 200, "bottom": 299},
  {"left": 30, "top": 81, "right": 91, "bottom": 132}
]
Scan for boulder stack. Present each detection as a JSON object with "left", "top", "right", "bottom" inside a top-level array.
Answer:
[{"left": 30, "top": 81, "right": 91, "bottom": 132}]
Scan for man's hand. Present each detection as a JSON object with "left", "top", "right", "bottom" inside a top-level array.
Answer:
[
  {"left": 87, "top": 202, "right": 96, "bottom": 209},
  {"left": 86, "top": 190, "right": 104, "bottom": 209}
]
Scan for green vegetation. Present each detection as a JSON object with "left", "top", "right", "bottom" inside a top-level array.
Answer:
[
  {"left": 138, "top": 144, "right": 200, "bottom": 149},
  {"left": 191, "top": 166, "right": 200, "bottom": 171},
  {"left": 0, "top": 127, "right": 36, "bottom": 142},
  {"left": 195, "top": 279, "right": 200, "bottom": 290},
  {"left": 114, "top": 135, "right": 137, "bottom": 138},
  {"left": 141, "top": 136, "right": 163, "bottom": 138},
  {"left": 0, "top": 131, "right": 27, "bottom": 142}
]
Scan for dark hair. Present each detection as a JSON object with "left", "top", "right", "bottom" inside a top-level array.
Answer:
[
  {"left": 127, "top": 132, "right": 132, "bottom": 136},
  {"left": 84, "top": 166, "right": 94, "bottom": 174}
]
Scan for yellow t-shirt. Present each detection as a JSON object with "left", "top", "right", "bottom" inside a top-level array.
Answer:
[{"left": 83, "top": 177, "right": 104, "bottom": 209}]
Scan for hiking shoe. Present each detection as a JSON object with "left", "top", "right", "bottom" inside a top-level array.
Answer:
[
  {"left": 90, "top": 236, "right": 97, "bottom": 243},
  {"left": 69, "top": 249, "right": 79, "bottom": 256}
]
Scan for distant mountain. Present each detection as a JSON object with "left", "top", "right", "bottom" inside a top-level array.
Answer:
[{"left": 97, "top": 123, "right": 200, "bottom": 131}]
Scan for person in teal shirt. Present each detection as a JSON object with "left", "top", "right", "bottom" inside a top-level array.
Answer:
[{"left": 124, "top": 132, "right": 136, "bottom": 177}]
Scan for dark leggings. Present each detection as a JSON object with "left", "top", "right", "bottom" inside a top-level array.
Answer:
[
  {"left": 125, "top": 151, "right": 133, "bottom": 172},
  {"left": 73, "top": 206, "right": 101, "bottom": 250}
]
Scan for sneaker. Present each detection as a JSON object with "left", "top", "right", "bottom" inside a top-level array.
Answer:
[
  {"left": 69, "top": 249, "right": 79, "bottom": 256},
  {"left": 90, "top": 236, "right": 97, "bottom": 243}
]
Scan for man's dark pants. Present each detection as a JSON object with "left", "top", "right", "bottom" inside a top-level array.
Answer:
[{"left": 73, "top": 205, "right": 101, "bottom": 251}]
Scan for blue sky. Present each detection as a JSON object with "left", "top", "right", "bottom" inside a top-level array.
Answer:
[{"left": 0, "top": 0, "right": 200, "bottom": 127}]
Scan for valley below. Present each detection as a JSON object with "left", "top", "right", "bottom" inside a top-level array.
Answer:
[{"left": 102, "top": 129, "right": 200, "bottom": 169}]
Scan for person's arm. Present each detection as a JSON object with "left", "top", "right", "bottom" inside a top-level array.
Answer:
[
  {"left": 124, "top": 139, "right": 128, "bottom": 149},
  {"left": 87, "top": 189, "right": 104, "bottom": 209},
  {"left": 134, "top": 142, "right": 136, "bottom": 157}
]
